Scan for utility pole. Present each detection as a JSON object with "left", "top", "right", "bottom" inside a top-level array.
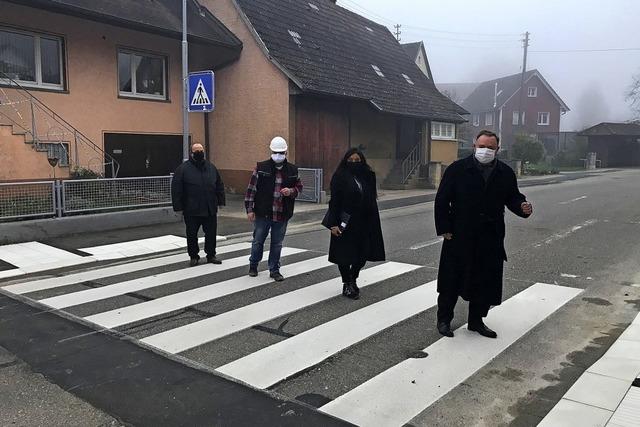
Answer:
[
  {"left": 394, "top": 24, "right": 401, "bottom": 42},
  {"left": 517, "top": 31, "right": 530, "bottom": 130},
  {"left": 182, "top": 0, "right": 189, "bottom": 162}
]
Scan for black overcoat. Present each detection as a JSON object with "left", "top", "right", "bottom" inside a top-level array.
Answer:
[
  {"left": 171, "top": 159, "right": 226, "bottom": 217},
  {"left": 324, "top": 169, "right": 385, "bottom": 265},
  {"left": 434, "top": 156, "right": 530, "bottom": 306}
]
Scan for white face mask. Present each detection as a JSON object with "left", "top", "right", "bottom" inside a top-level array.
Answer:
[
  {"left": 271, "top": 153, "right": 286, "bottom": 163},
  {"left": 474, "top": 147, "right": 496, "bottom": 164}
]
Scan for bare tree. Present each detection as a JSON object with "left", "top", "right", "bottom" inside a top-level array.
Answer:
[{"left": 627, "top": 72, "right": 640, "bottom": 119}]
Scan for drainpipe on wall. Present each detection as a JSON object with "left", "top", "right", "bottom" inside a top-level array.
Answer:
[{"left": 426, "top": 120, "right": 432, "bottom": 180}]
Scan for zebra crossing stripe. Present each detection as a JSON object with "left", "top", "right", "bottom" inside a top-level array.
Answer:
[
  {"left": 0, "top": 242, "right": 93, "bottom": 275},
  {"left": 2, "top": 243, "right": 252, "bottom": 295},
  {"left": 217, "top": 280, "right": 438, "bottom": 389},
  {"left": 141, "top": 262, "right": 421, "bottom": 354},
  {"left": 38, "top": 247, "right": 306, "bottom": 309},
  {"left": 84, "top": 256, "right": 333, "bottom": 329},
  {"left": 319, "top": 283, "right": 582, "bottom": 427}
]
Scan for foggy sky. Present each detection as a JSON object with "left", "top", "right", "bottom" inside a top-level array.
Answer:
[{"left": 338, "top": 0, "right": 640, "bottom": 131}]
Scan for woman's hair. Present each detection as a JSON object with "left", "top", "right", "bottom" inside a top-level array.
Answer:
[{"left": 334, "top": 148, "right": 372, "bottom": 176}]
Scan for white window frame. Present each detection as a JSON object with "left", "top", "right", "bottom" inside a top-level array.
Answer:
[
  {"left": 528, "top": 87, "right": 538, "bottom": 97},
  {"left": 485, "top": 112, "right": 493, "bottom": 126},
  {"left": 0, "top": 27, "right": 65, "bottom": 90},
  {"left": 537, "top": 112, "right": 550, "bottom": 126},
  {"left": 118, "top": 49, "right": 167, "bottom": 101},
  {"left": 431, "top": 122, "right": 456, "bottom": 140},
  {"left": 472, "top": 114, "right": 480, "bottom": 126},
  {"left": 371, "top": 64, "right": 385, "bottom": 77},
  {"left": 512, "top": 111, "right": 519, "bottom": 125}
]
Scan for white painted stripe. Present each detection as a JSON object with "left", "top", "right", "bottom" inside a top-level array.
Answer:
[
  {"left": 607, "top": 386, "right": 640, "bottom": 427},
  {"left": 0, "top": 242, "right": 94, "bottom": 274},
  {"left": 538, "top": 399, "right": 612, "bottom": 427},
  {"left": 217, "top": 280, "right": 438, "bottom": 389},
  {"left": 141, "top": 262, "right": 421, "bottom": 354},
  {"left": 80, "top": 235, "right": 227, "bottom": 261},
  {"left": 559, "top": 195, "right": 587, "bottom": 205},
  {"left": 534, "top": 219, "right": 598, "bottom": 247},
  {"left": 0, "top": 269, "right": 23, "bottom": 280},
  {"left": 409, "top": 239, "right": 442, "bottom": 250},
  {"left": 38, "top": 247, "right": 305, "bottom": 309},
  {"left": 2, "top": 242, "right": 251, "bottom": 295},
  {"left": 320, "top": 283, "right": 582, "bottom": 427},
  {"left": 85, "top": 256, "right": 333, "bottom": 328}
]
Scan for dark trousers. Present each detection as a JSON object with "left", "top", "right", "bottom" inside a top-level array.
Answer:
[
  {"left": 437, "top": 291, "right": 490, "bottom": 324},
  {"left": 338, "top": 261, "right": 366, "bottom": 283},
  {"left": 184, "top": 215, "right": 217, "bottom": 259}
]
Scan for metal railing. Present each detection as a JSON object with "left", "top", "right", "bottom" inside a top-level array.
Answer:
[
  {"left": 297, "top": 168, "right": 323, "bottom": 203},
  {"left": 62, "top": 176, "right": 172, "bottom": 214},
  {"left": 0, "top": 181, "right": 56, "bottom": 220},
  {"left": 0, "top": 71, "right": 119, "bottom": 177},
  {"left": 401, "top": 140, "right": 424, "bottom": 184}
]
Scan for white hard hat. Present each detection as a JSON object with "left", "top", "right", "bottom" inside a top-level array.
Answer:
[{"left": 269, "top": 136, "right": 288, "bottom": 152}]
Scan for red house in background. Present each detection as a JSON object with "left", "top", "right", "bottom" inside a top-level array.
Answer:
[{"left": 455, "top": 69, "right": 569, "bottom": 155}]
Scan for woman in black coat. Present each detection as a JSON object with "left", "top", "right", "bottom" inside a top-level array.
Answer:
[{"left": 323, "top": 148, "right": 385, "bottom": 299}]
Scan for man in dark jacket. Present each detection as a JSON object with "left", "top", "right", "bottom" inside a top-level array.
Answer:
[
  {"left": 172, "top": 143, "right": 226, "bottom": 267},
  {"left": 434, "top": 130, "right": 533, "bottom": 338},
  {"left": 244, "top": 136, "right": 303, "bottom": 281}
]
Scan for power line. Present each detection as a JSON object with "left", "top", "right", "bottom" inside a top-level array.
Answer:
[{"left": 530, "top": 47, "right": 640, "bottom": 53}]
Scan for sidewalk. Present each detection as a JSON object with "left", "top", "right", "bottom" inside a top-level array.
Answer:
[{"left": 539, "top": 311, "right": 640, "bottom": 426}]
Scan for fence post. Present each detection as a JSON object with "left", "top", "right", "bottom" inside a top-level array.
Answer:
[{"left": 55, "top": 180, "right": 63, "bottom": 217}]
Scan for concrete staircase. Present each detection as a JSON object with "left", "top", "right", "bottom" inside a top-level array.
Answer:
[{"left": 381, "top": 161, "right": 432, "bottom": 190}]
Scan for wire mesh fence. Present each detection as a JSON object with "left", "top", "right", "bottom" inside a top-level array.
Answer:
[
  {"left": 0, "top": 181, "right": 56, "bottom": 220},
  {"left": 297, "top": 168, "right": 323, "bottom": 203},
  {"left": 62, "top": 176, "right": 172, "bottom": 214}
]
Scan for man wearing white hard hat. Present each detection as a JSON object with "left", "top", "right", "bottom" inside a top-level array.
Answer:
[{"left": 244, "top": 136, "right": 303, "bottom": 281}]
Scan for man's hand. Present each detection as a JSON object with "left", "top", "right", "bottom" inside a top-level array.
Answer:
[
  {"left": 330, "top": 226, "right": 342, "bottom": 237},
  {"left": 441, "top": 233, "right": 453, "bottom": 240},
  {"left": 247, "top": 212, "right": 256, "bottom": 222},
  {"left": 280, "top": 188, "right": 292, "bottom": 197},
  {"left": 521, "top": 202, "right": 533, "bottom": 216}
]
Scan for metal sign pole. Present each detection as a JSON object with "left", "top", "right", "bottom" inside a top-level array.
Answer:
[{"left": 182, "top": 0, "right": 189, "bottom": 162}]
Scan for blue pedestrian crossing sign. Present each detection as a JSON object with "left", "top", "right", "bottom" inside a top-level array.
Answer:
[{"left": 188, "top": 71, "right": 214, "bottom": 112}]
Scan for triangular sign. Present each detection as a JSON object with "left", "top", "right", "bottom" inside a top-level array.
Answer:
[{"left": 191, "top": 79, "right": 211, "bottom": 106}]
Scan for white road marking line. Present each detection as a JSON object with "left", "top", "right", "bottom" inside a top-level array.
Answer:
[
  {"left": 409, "top": 239, "right": 442, "bottom": 250},
  {"left": 38, "top": 247, "right": 305, "bottom": 309},
  {"left": 141, "top": 262, "right": 421, "bottom": 354},
  {"left": 561, "top": 273, "right": 579, "bottom": 278},
  {"left": 217, "top": 280, "right": 438, "bottom": 389},
  {"left": 80, "top": 235, "right": 227, "bottom": 260},
  {"left": 84, "top": 256, "right": 333, "bottom": 328},
  {"left": 559, "top": 195, "right": 587, "bottom": 205},
  {"left": 534, "top": 219, "right": 598, "bottom": 247},
  {"left": 2, "top": 242, "right": 252, "bottom": 295},
  {"left": 319, "top": 283, "right": 582, "bottom": 427},
  {"left": 0, "top": 242, "right": 94, "bottom": 276}
]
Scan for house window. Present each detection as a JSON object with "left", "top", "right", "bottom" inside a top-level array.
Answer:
[
  {"left": 401, "top": 73, "right": 414, "bottom": 85},
  {"left": 371, "top": 64, "right": 384, "bottom": 77},
  {"left": 288, "top": 30, "right": 302, "bottom": 46},
  {"left": 118, "top": 50, "right": 167, "bottom": 100},
  {"left": 42, "top": 142, "right": 69, "bottom": 166},
  {"left": 472, "top": 114, "right": 480, "bottom": 126},
  {"left": 528, "top": 87, "right": 538, "bottom": 97},
  {"left": 538, "top": 112, "right": 550, "bottom": 125},
  {"left": 431, "top": 122, "right": 456, "bottom": 139},
  {"left": 485, "top": 112, "right": 493, "bottom": 126},
  {"left": 512, "top": 111, "right": 519, "bottom": 125},
  {"left": 0, "top": 28, "right": 65, "bottom": 90}
]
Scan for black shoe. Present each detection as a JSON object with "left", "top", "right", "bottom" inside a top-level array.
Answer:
[
  {"left": 343, "top": 282, "right": 359, "bottom": 300},
  {"left": 270, "top": 271, "right": 285, "bottom": 282},
  {"left": 189, "top": 257, "right": 200, "bottom": 267},
  {"left": 352, "top": 281, "right": 360, "bottom": 298},
  {"left": 342, "top": 283, "right": 348, "bottom": 296},
  {"left": 468, "top": 321, "right": 497, "bottom": 338},
  {"left": 207, "top": 256, "right": 222, "bottom": 264},
  {"left": 437, "top": 321, "right": 454, "bottom": 338},
  {"left": 248, "top": 265, "right": 258, "bottom": 277}
]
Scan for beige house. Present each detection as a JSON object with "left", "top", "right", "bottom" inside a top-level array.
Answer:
[{"left": 1, "top": 0, "right": 465, "bottom": 192}]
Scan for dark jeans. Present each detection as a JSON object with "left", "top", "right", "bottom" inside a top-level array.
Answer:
[
  {"left": 184, "top": 215, "right": 217, "bottom": 259},
  {"left": 249, "top": 217, "right": 288, "bottom": 272},
  {"left": 338, "top": 261, "right": 366, "bottom": 283},
  {"left": 437, "top": 291, "right": 490, "bottom": 325}
]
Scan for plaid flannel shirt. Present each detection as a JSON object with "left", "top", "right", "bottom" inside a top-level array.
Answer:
[{"left": 245, "top": 167, "right": 303, "bottom": 222}]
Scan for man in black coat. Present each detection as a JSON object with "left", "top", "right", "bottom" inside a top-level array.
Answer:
[
  {"left": 171, "top": 143, "right": 226, "bottom": 267},
  {"left": 434, "top": 130, "right": 533, "bottom": 338}
]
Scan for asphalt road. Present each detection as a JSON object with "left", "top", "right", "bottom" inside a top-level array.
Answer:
[{"left": 1, "top": 168, "right": 639, "bottom": 426}]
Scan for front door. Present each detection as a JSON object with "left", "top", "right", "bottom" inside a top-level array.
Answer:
[{"left": 104, "top": 133, "right": 184, "bottom": 177}]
